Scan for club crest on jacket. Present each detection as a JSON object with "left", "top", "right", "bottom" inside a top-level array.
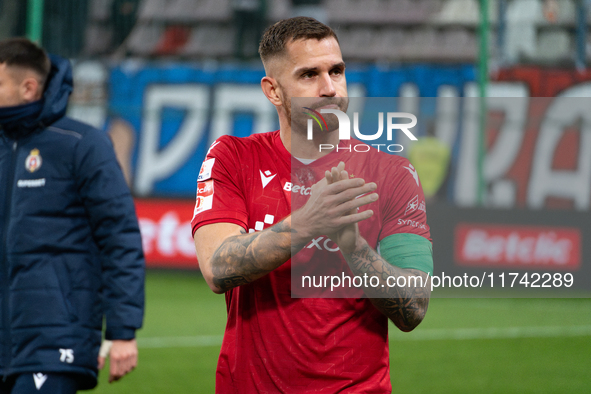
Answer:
[{"left": 25, "top": 149, "right": 42, "bottom": 172}]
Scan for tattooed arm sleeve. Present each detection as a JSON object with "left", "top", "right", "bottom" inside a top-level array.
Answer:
[
  {"left": 197, "top": 216, "right": 308, "bottom": 293},
  {"left": 342, "top": 237, "right": 431, "bottom": 332}
]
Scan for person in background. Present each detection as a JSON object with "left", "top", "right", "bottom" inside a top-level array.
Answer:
[{"left": 0, "top": 37, "right": 144, "bottom": 393}]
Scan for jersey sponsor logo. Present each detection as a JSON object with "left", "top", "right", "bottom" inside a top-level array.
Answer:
[
  {"left": 398, "top": 218, "right": 428, "bottom": 230},
  {"left": 33, "top": 373, "right": 48, "bottom": 389},
  {"left": 17, "top": 178, "right": 46, "bottom": 188},
  {"left": 405, "top": 195, "right": 418, "bottom": 214},
  {"left": 404, "top": 163, "right": 419, "bottom": 186},
  {"left": 197, "top": 158, "right": 215, "bottom": 182},
  {"left": 283, "top": 182, "right": 311, "bottom": 195},
  {"left": 404, "top": 195, "right": 426, "bottom": 215},
  {"left": 25, "top": 148, "right": 42, "bottom": 173},
  {"left": 305, "top": 236, "right": 340, "bottom": 252},
  {"left": 260, "top": 170, "right": 277, "bottom": 189},
  {"left": 194, "top": 180, "right": 214, "bottom": 216}
]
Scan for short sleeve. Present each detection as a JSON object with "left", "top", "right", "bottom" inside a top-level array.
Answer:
[
  {"left": 378, "top": 158, "right": 431, "bottom": 243},
  {"left": 191, "top": 136, "right": 249, "bottom": 235}
]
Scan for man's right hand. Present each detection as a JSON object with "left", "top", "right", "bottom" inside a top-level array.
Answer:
[
  {"left": 291, "top": 161, "right": 378, "bottom": 243},
  {"left": 98, "top": 339, "right": 138, "bottom": 383}
]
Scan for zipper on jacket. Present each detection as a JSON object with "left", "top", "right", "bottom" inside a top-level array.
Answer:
[{"left": 1, "top": 140, "right": 18, "bottom": 377}]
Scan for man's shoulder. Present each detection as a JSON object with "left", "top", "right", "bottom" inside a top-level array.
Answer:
[
  {"left": 219, "top": 130, "right": 278, "bottom": 146},
  {"left": 46, "top": 117, "right": 106, "bottom": 142},
  {"left": 211, "top": 130, "right": 280, "bottom": 157}
]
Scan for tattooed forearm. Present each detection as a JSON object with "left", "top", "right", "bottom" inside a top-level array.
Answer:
[
  {"left": 211, "top": 217, "right": 306, "bottom": 292},
  {"left": 342, "top": 240, "right": 430, "bottom": 332}
]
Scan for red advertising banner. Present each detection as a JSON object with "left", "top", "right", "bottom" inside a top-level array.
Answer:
[
  {"left": 455, "top": 223, "right": 581, "bottom": 270},
  {"left": 134, "top": 198, "right": 199, "bottom": 269}
]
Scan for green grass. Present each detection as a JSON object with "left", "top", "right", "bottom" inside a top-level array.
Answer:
[{"left": 92, "top": 272, "right": 591, "bottom": 393}]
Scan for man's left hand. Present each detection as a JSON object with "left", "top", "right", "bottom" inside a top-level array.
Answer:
[{"left": 325, "top": 162, "right": 377, "bottom": 254}]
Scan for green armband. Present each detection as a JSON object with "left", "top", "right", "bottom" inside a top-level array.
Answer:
[{"left": 378, "top": 233, "right": 433, "bottom": 276}]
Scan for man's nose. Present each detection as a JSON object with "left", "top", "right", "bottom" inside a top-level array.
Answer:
[{"left": 319, "top": 73, "right": 336, "bottom": 97}]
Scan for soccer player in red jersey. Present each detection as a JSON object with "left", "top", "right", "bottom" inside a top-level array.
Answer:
[{"left": 192, "top": 17, "right": 433, "bottom": 393}]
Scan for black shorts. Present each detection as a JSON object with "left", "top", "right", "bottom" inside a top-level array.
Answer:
[{"left": 0, "top": 373, "right": 80, "bottom": 394}]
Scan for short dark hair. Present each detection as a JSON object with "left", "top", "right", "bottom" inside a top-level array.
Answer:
[
  {"left": 259, "top": 17, "right": 339, "bottom": 65},
  {"left": 0, "top": 37, "right": 51, "bottom": 86}
]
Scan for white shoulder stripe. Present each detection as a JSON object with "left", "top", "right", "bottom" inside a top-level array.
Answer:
[{"left": 48, "top": 126, "right": 82, "bottom": 139}]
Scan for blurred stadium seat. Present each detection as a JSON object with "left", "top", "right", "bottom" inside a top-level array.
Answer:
[
  {"left": 267, "top": 0, "right": 291, "bottom": 21},
  {"left": 80, "top": 0, "right": 585, "bottom": 64},
  {"left": 165, "top": 0, "right": 232, "bottom": 23},
  {"left": 136, "top": 0, "right": 167, "bottom": 22},
  {"left": 182, "top": 25, "right": 234, "bottom": 58},
  {"left": 536, "top": 29, "right": 572, "bottom": 62},
  {"left": 432, "top": 0, "right": 480, "bottom": 25},
  {"left": 126, "top": 24, "right": 165, "bottom": 56}
]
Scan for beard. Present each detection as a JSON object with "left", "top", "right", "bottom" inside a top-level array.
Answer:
[{"left": 282, "top": 92, "right": 349, "bottom": 137}]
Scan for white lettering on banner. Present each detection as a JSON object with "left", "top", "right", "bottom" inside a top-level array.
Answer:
[
  {"left": 209, "top": 84, "right": 275, "bottom": 147},
  {"left": 136, "top": 85, "right": 209, "bottom": 196},
  {"left": 396, "top": 84, "right": 420, "bottom": 158},
  {"left": 139, "top": 213, "right": 195, "bottom": 258},
  {"left": 132, "top": 84, "right": 363, "bottom": 197},
  {"left": 454, "top": 84, "right": 530, "bottom": 208},
  {"left": 484, "top": 85, "right": 529, "bottom": 207},
  {"left": 528, "top": 87, "right": 591, "bottom": 210},
  {"left": 453, "top": 82, "right": 591, "bottom": 210},
  {"left": 454, "top": 82, "right": 480, "bottom": 207},
  {"left": 462, "top": 230, "right": 573, "bottom": 266}
]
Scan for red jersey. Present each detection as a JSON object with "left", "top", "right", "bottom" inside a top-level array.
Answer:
[{"left": 191, "top": 131, "right": 430, "bottom": 393}]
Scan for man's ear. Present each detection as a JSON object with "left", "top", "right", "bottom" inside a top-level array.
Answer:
[
  {"left": 261, "top": 76, "right": 282, "bottom": 107},
  {"left": 19, "top": 76, "right": 42, "bottom": 103}
]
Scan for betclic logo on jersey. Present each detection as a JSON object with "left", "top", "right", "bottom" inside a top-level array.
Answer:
[
  {"left": 302, "top": 104, "right": 417, "bottom": 153},
  {"left": 194, "top": 180, "right": 214, "bottom": 216}
]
